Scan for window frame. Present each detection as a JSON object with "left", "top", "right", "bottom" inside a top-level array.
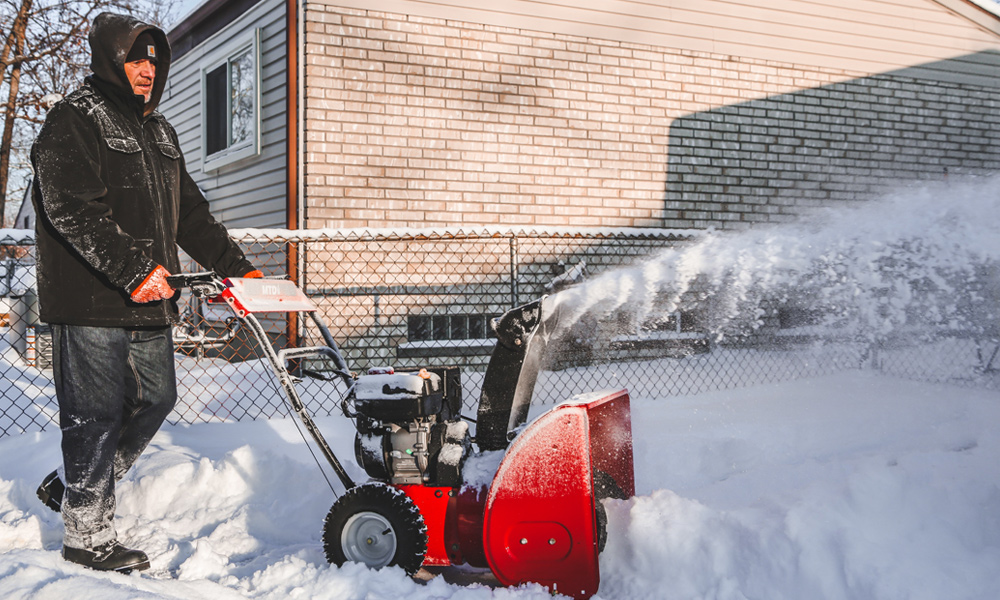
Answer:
[{"left": 199, "top": 27, "right": 262, "bottom": 171}]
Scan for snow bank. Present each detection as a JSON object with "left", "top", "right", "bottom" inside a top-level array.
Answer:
[
  {"left": 602, "top": 373, "right": 1000, "bottom": 600},
  {"left": 2, "top": 372, "right": 998, "bottom": 599}
]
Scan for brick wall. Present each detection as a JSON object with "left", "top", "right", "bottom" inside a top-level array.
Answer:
[
  {"left": 303, "top": 4, "right": 1000, "bottom": 231},
  {"left": 666, "top": 75, "right": 1000, "bottom": 229}
]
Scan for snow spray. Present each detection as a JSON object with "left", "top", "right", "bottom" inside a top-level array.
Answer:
[{"left": 543, "top": 175, "right": 1000, "bottom": 345}]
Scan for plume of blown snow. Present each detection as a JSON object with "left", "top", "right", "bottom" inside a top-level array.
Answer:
[{"left": 547, "top": 175, "right": 1000, "bottom": 342}]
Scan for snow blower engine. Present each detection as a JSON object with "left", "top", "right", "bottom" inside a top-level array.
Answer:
[
  {"left": 169, "top": 273, "right": 634, "bottom": 600},
  {"left": 349, "top": 365, "right": 471, "bottom": 488}
]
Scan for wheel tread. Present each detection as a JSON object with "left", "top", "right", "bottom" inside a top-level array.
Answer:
[{"left": 322, "top": 482, "right": 428, "bottom": 575}]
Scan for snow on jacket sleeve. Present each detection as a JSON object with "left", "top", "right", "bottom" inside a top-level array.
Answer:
[{"left": 32, "top": 102, "right": 158, "bottom": 294}]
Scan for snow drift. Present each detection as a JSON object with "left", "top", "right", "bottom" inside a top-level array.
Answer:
[{"left": 1, "top": 373, "right": 999, "bottom": 599}]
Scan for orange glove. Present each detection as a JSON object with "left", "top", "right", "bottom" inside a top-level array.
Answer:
[
  {"left": 131, "top": 265, "right": 175, "bottom": 303},
  {"left": 243, "top": 269, "right": 263, "bottom": 278}
]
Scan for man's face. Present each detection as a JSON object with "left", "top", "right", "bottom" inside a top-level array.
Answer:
[{"left": 124, "top": 59, "right": 156, "bottom": 102}]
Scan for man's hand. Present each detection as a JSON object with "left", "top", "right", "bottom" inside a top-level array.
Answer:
[
  {"left": 131, "top": 265, "right": 176, "bottom": 303},
  {"left": 243, "top": 269, "right": 263, "bottom": 278}
]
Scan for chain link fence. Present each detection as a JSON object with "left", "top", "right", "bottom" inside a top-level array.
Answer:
[{"left": 3, "top": 228, "right": 1000, "bottom": 440}]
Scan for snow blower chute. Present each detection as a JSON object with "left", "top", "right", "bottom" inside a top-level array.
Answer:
[{"left": 170, "top": 273, "right": 635, "bottom": 600}]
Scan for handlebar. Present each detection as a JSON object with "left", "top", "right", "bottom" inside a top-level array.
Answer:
[
  {"left": 168, "top": 270, "right": 357, "bottom": 394},
  {"left": 166, "top": 271, "right": 226, "bottom": 299}
]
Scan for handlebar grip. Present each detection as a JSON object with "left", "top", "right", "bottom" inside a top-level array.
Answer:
[
  {"left": 166, "top": 271, "right": 219, "bottom": 289},
  {"left": 167, "top": 272, "right": 226, "bottom": 299}
]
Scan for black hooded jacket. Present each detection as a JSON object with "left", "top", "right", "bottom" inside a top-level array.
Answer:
[{"left": 30, "top": 12, "right": 254, "bottom": 327}]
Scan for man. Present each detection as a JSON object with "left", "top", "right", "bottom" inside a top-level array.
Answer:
[{"left": 30, "top": 13, "right": 260, "bottom": 572}]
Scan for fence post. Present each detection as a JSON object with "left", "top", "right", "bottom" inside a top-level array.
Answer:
[
  {"left": 25, "top": 325, "right": 35, "bottom": 367},
  {"left": 287, "top": 238, "right": 300, "bottom": 349},
  {"left": 509, "top": 235, "right": 519, "bottom": 309},
  {"left": 867, "top": 339, "right": 884, "bottom": 372},
  {"left": 3, "top": 257, "right": 12, "bottom": 294}
]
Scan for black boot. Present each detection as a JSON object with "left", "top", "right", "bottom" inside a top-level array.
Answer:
[
  {"left": 63, "top": 541, "right": 151, "bottom": 573},
  {"left": 36, "top": 470, "right": 64, "bottom": 513}
]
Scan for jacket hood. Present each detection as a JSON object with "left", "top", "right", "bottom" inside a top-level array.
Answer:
[{"left": 88, "top": 12, "right": 171, "bottom": 113}]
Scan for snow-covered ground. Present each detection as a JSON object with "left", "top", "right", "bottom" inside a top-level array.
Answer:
[
  {"left": 1, "top": 371, "right": 998, "bottom": 600},
  {"left": 4, "top": 175, "right": 1000, "bottom": 598}
]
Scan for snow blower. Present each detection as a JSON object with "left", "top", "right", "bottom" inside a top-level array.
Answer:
[{"left": 169, "top": 273, "right": 634, "bottom": 600}]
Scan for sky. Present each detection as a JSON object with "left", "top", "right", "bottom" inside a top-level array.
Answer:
[{"left": 167, "top": 0, "right": 209, "bottom": 30}]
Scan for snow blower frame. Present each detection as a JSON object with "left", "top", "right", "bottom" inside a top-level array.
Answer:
[{"left": 169, "top": 273, "right": 635, "bottom": 600}]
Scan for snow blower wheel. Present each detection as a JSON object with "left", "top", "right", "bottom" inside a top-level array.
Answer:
[
  {"left": 323, "top": 483, "right": 427, "bottom": 575},
  {"left": 593, "top": 468, "right": 625, "bottom": 554}
]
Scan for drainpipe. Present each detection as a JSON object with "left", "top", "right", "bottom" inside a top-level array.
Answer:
[
  {"left": 286, "top": 0, "right": 302, "bottom": 346},
  {"left": 286, "top": 0, "right": 301, "bottom": 256}
]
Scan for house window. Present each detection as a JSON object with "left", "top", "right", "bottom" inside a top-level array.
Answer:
[
  {"left": 201, "top": 29, "right": 260, "bottom": 170},
  {"left": 407, "top": 314, "right": 497, "bottom": 342}
]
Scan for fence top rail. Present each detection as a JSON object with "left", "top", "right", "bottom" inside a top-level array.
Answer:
[
  {"left": 1, "top": 226, "right": 705, "bottom": 246},
  {"left": 227, "top": 226, "right": 705, "bottom": 244}
]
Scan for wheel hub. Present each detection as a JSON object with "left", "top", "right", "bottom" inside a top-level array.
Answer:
[{"left": 341, "top": 511, "right": 397, "bottom": 568}]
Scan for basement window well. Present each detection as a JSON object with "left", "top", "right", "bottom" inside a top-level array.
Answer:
[{"left": 398, "top": 313, "right": 499, "bottom": 359}]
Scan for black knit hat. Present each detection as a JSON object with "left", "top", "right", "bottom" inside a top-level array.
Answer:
[{"left": 126, "top": 31, "right": 158, "bottom": 63}]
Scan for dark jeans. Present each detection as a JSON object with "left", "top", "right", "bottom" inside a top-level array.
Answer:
[{"left": 52, "top": 324, "right": 176, "bottom": 550}]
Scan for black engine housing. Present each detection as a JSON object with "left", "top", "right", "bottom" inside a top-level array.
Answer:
[{"left": 351, "top": 367, "right": 470, "bottom": 486}]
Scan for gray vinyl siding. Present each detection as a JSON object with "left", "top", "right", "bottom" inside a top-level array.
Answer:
[
  {"left": 325, "top": 0, "right": 1000, "bottom": 87},
  {"left": 159, "top": 0, "right": 288, "bottom": 229}
]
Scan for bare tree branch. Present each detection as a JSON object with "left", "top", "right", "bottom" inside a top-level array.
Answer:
[{"left": 0, "top": 0, "right": 178, "bottom": 225}]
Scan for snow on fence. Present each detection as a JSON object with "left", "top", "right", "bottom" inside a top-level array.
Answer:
[{"left": 2, "top": 228, "right": 999, "bottom": 439}]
